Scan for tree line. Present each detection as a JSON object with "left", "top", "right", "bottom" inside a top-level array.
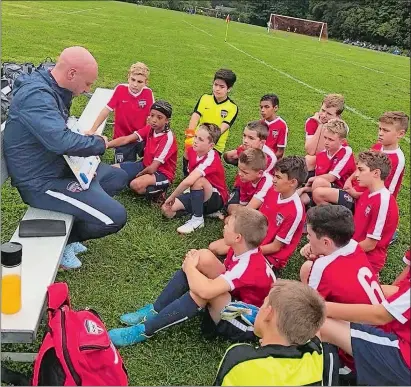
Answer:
[{"left": 118, "top": 0, "right": 411, "bottom": 50}]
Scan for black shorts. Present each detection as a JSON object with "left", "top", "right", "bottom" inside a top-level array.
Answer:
[
  {"left": 227, "top": 187, "right": 240, "bottom": 206},
  {"left": 200, "top": 307, "right": 258, "bottom": 342},
  {"left": 177, "top": 191, "right": 224, "bottom": 215},
  {"left": 120, "top": 160, "right": 169, "bottom": 187},
  {"left": 114, "top": 141, "right": 145, "bottom": 163},
  {"left": 337, "top": 189, "right": 355, "bottom": 212}
]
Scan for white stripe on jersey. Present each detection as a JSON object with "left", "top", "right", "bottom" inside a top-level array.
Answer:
[
  {"left": 388, "top": 148, "right": 405, "bottom": 195},
  {"left": 196, "top": 149, "right": 215, "bottom": 176},
  {"left": 262, "top": 144, "right": 277, "bottom": 173},
  {"left": 330, "top": 146, "right": 353, "bottom": 179},
  {"left": 367, "top": 188, "right": 390, "bottom": 240},
  {"left": 275, "top": 192, "right": 304, "bottom": 245},
  {"left": 382, "top": 289, "right": 410, "bottom": 324},
  {"left": 154, "top": 131, "right": 174, "bottom": 164},
  {"left": 253, "top": 173, "right": 274, "bottom": 202}
]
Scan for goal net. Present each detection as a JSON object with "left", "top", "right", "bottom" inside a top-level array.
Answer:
[{"left": 269, "top": 14, "right": 328, "bottom": 40}]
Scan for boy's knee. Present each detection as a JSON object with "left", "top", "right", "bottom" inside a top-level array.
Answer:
[
  {"left": 191, "top": 177, "right": 207, "bottom": 190},
  {"left": 311, "top": 177, "right": 330, "bottom": 190},
  {"left": 300, "top": 260, "right": 313, "bottom": 284}
]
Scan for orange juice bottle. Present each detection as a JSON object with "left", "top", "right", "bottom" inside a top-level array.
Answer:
[{"left": 1, "top": 242, "right": 22, "bottom": 315}]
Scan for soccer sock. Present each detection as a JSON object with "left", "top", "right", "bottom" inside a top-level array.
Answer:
[
  {"left": 144, "top": 292, "right": 201, "bottom": 336},
  {"left": 153, "top": 269, "right": 189, "bottom": 312},
  {"left": 190, "top": 189, "right": 204, "bottom": 218},
  {"left": 182, "top": 157, "right": 189, "bottom": 178}
]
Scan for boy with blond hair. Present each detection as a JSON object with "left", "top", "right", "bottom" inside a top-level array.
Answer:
[
  {"left": 109, "top": 207, "right": 275, "bottom": 347},
  {"left": 352, "top": 151, "right": 399, "bottom": 274},
  {"left": 162, "top": 123, "right": 228, "bottom": 234},
  {"left": 86, "top": 62, "right": 154, "bottom": 162},
  {"left": 299, "top": 119, "right": 355, "bottom": 208},
  {"left": 305, "top": 94, "right": 346, "bottom": 174},
  {"left": 214, "top": 280, "right": 326, "bottom": 386}
]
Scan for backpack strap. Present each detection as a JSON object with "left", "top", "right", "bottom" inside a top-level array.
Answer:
[{"left": 47, "top": 282, "right": 70, "bottom": 311}]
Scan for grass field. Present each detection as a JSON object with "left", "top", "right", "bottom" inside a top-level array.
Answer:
[{"left": 1, "top": 1, "right": 410, "bottom": 384}]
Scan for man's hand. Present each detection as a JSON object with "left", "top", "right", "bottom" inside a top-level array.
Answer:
[
  {"left": 182, "top": 249, "right": 200, "bottom": 272},
  {"left": 300, "top": 243, "right": 317, "bottom": 261},
  {"left": 84, "top": 129, "right": 96, "bottom": 136}
]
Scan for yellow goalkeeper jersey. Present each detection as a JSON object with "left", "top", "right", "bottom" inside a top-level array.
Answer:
[{"left": 194, "top": 93, "right": 238, "bottom": 153}]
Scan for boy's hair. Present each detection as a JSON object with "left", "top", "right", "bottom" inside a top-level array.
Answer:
[
  {"left": 379, "top": 111, "right": 409, "bottom": 133},
  {"left": 268, "top": 280, "right": 325, "bottom": 345},
  {"left": 198, "top": 123, "right": 221, "bottom": 145},
  {"left": 307, "top": 205, "right": 354, "bottom": 247},
  {"left": 323, "top": 119, "right": 348, "bottom": 139},
  {"left": 275, "top": 156, "right": 308, "bottom": 187},
  {"left": 238, "top": 148, "right": 267, "bottom": 172},
  {"left": 357, "top": 150, "right": 391, "bottom": 181},
  {"left": 128, "top": 62, "right": 150, "bottom": 79},
  {"left": 260, "top": 94, "right": 279, "bottom": 108},
  {"left": 322, "top": 94, "right": 344, "bottom": 115},
  {"left": 245, "top": 120, "right": 269, "bottom": 140},
  {"left": 233, "top": 207, "right": 267, "bottom": 249},
  {"left": 214, "top": 68, "right": 237, "bottom": 89}
]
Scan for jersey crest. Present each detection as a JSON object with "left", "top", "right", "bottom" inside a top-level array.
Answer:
[
  {"left": 276, "top": 213, "right": 284, "bottom": 226},
  {"left": 220, "top": 109, "right": 228, "bottom": 118},
  {"left": 272, "top": 130, "right": 278, "bottom": 138},
  {"left": 365, "top": 204, "right": 371, "bottom": 216},
  {"left": 138, "top": 99, "right": 147, "bottom": 108}
]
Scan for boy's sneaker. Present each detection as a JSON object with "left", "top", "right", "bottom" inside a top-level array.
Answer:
[
  {"left": 109, "top": 324, "right": 150, "bottom": 347},
  {"left": 60, "top": 245, "right": 82, "bottom": 270},
  {"left": 389, "top": 230, "right": 399, "bottom": 245},
  {"left": 177, "top": 216, "right": 204, "bottom": 234},
  {"left": 69, "top": 242, "right": 87, "bottom": 254},
  {"left": 120, "top": 304, "right": 157, "bottom": 326}
]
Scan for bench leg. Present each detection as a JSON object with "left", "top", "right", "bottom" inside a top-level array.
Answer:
[{"left": 1, "top": 352, "right": 36, "bottom": 362}]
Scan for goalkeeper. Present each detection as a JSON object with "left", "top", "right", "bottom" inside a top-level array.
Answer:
[
  {"left": 182, "top": 68, "right": 238, "bottom": 176},
  {"left": 109, "top": 207, "right": 275, "bottom": 347}
]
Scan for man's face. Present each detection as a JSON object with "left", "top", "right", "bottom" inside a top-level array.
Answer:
[
  {"left": 237, "top": 162, "right": 262, "bottom": 183},
  {"left": 378, "top": 122, "right": 404, "bottom": 147},
  {"left": 355, "top": 161, "right": 375, "bottom": 187},
  {"left": 323, "top": 130, "right": 342, "bottom": 154},
  {"left": 273, "top": 170, "right": 293, "bottom": 194},
  {"left": 128, "top": 73, "right": 147, "bottom": 94},
  {"left": 193, "top": 128, "right": 213, "bottom": 153},
  {"left": 306, "top": 224, "right": 327, "bottom": 256},
  {"left": 242, "top": 128, "right": 264, "bottom": 150},
  {"left": 69, "top": 65, "right": 97, "bottom": 96},
  {"left": 318, "top": 103, "right": 339, "bottom": 124},
  {"left": 212, "top": 79, "right": 229, "bottom": 100},
  {"left": 260, "top": 100, "right": 277, "bottom": 120}
]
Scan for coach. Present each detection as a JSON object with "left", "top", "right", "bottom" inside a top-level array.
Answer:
[{"left": 3, "top": 46, "right": 128, "bottom": 268}]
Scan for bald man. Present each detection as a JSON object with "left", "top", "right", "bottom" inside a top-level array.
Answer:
[{"left": 3, "top": 46, "right": 128, "bottom": 269}]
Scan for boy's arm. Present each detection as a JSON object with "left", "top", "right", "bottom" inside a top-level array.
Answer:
[
  {"left": 393, "top": 266, "right": 410, "bottom": 286},
  {"left": 165, "top": 169, "right": 203, "bottom": 203},
  {"left": 183, "top": 253, "right": 230, "bottom": 300},
  {"left": 358, "top": 237, "right": 378, "bottom": 252},
  {"left": 223, "top": 149, "right": 239, "bottom": 162},
  {"left": 275, "top": 148, "right": 285, "bottom": 159},
  {"left": 260, "top": 239, "right": 284, "bottom": 255},
  {"left": 107, "top": 132, "right": 139, "bottom": 149},
  {"left": 246, "top": 197, "right": 263, "bottom": 210},
  {"left": 136, "top": 161, "right": 162, "bottom": 177},
  {"left": 305, "top": 122, "right": 323, "bottom": 155},
  {"left": 313, "top": 173, "right": 337, "bottom": 183},
  {"left": 188, "top": 112, "right": 201, "bottom": 130},
  {"left": 84, "top": 107, "right": 110, "bottom": 135},
  {"left": 220, "top": 122, "right": 231, "bottom": 135}
]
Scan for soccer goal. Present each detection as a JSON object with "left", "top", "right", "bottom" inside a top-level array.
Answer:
[{"left": 269, "top": 14, "right": 328, "bottom": 41}]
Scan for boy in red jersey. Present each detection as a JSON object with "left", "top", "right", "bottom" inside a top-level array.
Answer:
[
  {"left": 162, "top": 123, "right": 228, "bottom": 234},
  {"left": 109, "top": 207, "right": 275, "bottom": 347},
  {"left": 223, "top": 120, "right": 277, "bottom": 173},
  {"left": 299, "top": 119, "right": 355, "bottom": 209},
  {"left": 259, "top": 94, "right": 288, "bottom": 159},
  {"left": 352, "top": 151, "right": 399, "bottom": 274},
  {"left": 108, "top": 100, "right": 177, "bottom": 200},
  {"left": 86, "top": 62, "right": 154, "bottom": 163},
  {"left": 321, "top": 278, "right": 410, "bottom": 386},
  {"left": 304, "top": 94, "right": 346, "bottom": 176},
  {"left": 210, "top": 156, "right": 306, "bottom": 275}
]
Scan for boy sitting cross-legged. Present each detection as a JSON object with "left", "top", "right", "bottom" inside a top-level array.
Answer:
[
  {"left": 223, "top": 120, "right": 277, "bottom": 172},
  {"left": 351, "top": 151, "right": 399, "bottom": 274},
  {"left": 109, "top": 100, "right": 177, "bottom": 201},
  {"left": 108, "top": 207, "right": 275, "bottom": 347},
  {"left": 210, "top": 156, "right": 306, "bottom": 275},
  {"left": 161, "top": 123, "right": 228, "bottom": 234},
  {"left": 299, "top": 119, "right": 356, "bottom": 210}
]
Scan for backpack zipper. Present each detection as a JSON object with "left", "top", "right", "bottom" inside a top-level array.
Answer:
[
  {"left": 61, "top": 309, "right": 82, "bottom": 385},
  {"left": 80, "top": 344, "right": 110, "bottom": 351}
]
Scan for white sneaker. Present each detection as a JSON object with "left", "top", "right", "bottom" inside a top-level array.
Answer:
[{"left": 177, "top": 216, "right": 204, "bottom": 234}]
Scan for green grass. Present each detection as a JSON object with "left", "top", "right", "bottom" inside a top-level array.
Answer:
[{"left": 1, "top": 1, "right": 410, "bottom": 384}]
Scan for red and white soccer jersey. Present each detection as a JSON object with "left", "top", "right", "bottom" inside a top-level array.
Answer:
[
  {"left": 137, "top": 125, "right": 177, "bottom": 182},
  {"left": 221, "top": 247, "right": 275, "bottom": 307},
  {"left": 315, "top": 146, "right": 356, "bottom": 188},
  {"left": 107, "top": 85, "right": 154, "bottom": 138},
  {"left": 380, "top": 280, "right": 410, "bottom": 368},
  {"left": 187, "top": 147, "right": 229, "bottom": 203},
  {"left": 259, "top": 188, "right": 305, "bottom": 269},
  {"left": 236, "top": 144, "right": 277, "bottom": 173},
  {"left": 403, "top": 250, "right": 410, "bottom": 282},
  {"left": 263, "top": 117, "right": 288, "bottom": 154},
  {"left": 308, "top": 240, "right": 385, "bottom": 304},
  {"left": 371, "top": 143, "right": 405, "bottom": 199},
  {"left": 353, "top": 188, "right": 399, "bottom": 273},
  {"left": 237, "top": 172, "right": 273, "bottom": 205}
]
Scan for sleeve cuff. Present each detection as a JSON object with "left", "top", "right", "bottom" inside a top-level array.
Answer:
[
  {"left": 106, "top": 105, "right": 114, "bottom": 112},
  {"left": 276, "top": 235, "right": 290, "bottom": 245},
  {"left": 195, "top": 167, "right": 206, "bottom": 177},
  {"left": 153, "top": 157, "right": 165, "bottom": 164},
  {"left": 219, "top": 274, "right": 234, "bottom": 291},
  {"left": 329, "top": 171, "right": 340, "bottom": 179},
  {"left": 382, "top": 300, "right": 407, "bottom": 324},
  {"left": 366, "top": 233, "right": 382, "bottom": 241},
  {"left": 133, "top": 131, "right": 143, "bottom": 142}
]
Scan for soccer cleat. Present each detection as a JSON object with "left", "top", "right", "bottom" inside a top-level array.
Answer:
[
  {"left": 109, "top": 324, "right": 150, "bottom": 347},
  {"left": 60, "top": 245, "right": 82, "bottom": 270},
  {"left": 69, "top": 242, "right": 87, "bottom": 254},
  {"left": 177, "top": 216, "right": 204, "bottom": 234},
  {"left": 120, "top": 304, "right": 157, "bottom": 326},
  {"left": 389, "top": 230, "right": 398, "bottom": 245}
]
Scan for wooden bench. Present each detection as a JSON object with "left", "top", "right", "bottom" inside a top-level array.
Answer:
[{"left": 1, "top": 88, "right": 113, "bottom": 360}]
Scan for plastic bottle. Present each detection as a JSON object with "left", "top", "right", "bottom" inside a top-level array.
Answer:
[{"left": 1, "top": 242, "right": 22, "bottom": 314}]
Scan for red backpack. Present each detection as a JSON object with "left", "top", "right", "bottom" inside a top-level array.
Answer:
[{"left": 32, "top": 282, "right": 128, "bottom": 386}]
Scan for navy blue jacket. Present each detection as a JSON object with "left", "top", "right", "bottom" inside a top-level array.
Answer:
[{"left": 3, "top": 69, "right": 106, "bottom": 193}]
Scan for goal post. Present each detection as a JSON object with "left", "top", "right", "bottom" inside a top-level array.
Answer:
[{"left": 269, "top": 14, "right": 328, "bottom": 41}]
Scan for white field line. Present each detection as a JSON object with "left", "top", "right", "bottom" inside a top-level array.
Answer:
[
  {"left": 182, "top": 20, "right": 213, "bottom": 37},
  {"left": 63, "top": 8, "right": 102, "bottom": 15}
]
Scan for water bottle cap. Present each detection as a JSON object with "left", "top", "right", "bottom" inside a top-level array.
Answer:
[{"left": 1, "top": 242, "right": 22, "bottom": 267}]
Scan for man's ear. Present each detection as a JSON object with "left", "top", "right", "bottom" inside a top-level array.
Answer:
[
  {"left": 274, "top": 105, "right": 279, "bottom": 113},
  {"left": 67, "top": 68, "right": 76, "bottom": 80}
]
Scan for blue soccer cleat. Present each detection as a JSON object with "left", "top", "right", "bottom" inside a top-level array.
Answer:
[
  {"left": 109, "top": 324, "right": 150, "bottom": 347},
  {"left": 120, "top": 303, "right": 157, "bottom": 326},
  {"left": 69, "top": 242, "right": 88, "bottom": 254},
  {"left": 60, "top": 245, "right": 82, "bottom": 270}
]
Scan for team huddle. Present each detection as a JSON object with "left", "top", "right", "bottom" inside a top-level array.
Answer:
[{"left": 89, "top": 63, "right": 409, "bottom": 385}]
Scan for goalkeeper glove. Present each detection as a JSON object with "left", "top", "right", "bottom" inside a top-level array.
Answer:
[{"left": 220, "top": 301, "right": 260, "bottom": 326}]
